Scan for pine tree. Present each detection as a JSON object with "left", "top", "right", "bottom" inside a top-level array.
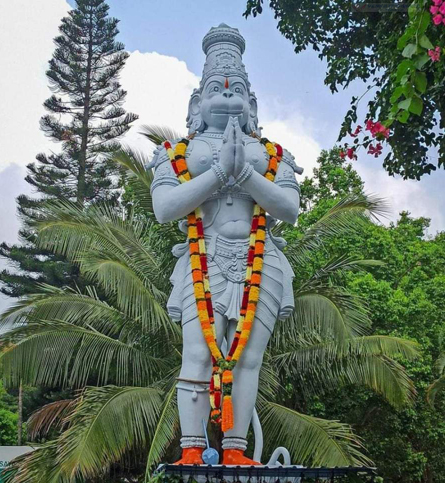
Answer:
[{"left": 0, "top": 0, "right": 138, "bottom": 298}]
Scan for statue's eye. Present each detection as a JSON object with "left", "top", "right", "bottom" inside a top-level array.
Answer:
[
  {"left": 235, "top": 87, "right": 242, "bottom": 94},
  {"left": 213, "top": 86, "right": 220, "bottom": 92}
]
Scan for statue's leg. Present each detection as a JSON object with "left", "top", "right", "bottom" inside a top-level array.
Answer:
[
  {"left": 222, "top": 317, "right": 272, "bottom": 465},
  {"left": 175, "top": 312, "right": 227, "bottom": 464}
]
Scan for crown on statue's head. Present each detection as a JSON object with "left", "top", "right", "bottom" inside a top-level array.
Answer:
[{"left": 200, "top": 23, "right": 250, "bottom": 89}]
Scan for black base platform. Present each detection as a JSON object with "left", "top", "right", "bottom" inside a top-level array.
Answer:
[{"left": 156, "top": 464, "right": 377, "bottom": 482}]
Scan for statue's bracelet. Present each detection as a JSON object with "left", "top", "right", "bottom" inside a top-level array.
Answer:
[
  {"left": 211, "top": 163, "right": 229, "bottom": 186},
  {"left": 235, "top": 163, "right": 254, "bottom": 185}
]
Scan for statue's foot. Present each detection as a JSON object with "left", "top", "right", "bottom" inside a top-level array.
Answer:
[
  {"left": 174, "top": 447, "right": 204, "bottom": 465},
  {"left": 222, "top": 449, "right": 261, "bottom": 466}
]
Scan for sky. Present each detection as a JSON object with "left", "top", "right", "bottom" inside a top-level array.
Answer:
[{"left": 0, "top": 0, "right": 444, "bottom": 311}]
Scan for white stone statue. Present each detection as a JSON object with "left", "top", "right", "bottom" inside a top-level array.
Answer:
[{"left": 151, "top": 24, "right": 301, "bottom": 466}]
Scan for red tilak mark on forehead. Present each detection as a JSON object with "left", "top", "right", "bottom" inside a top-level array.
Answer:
[{"left": 225, "top": 78, "right": 229, "bottom": 89}]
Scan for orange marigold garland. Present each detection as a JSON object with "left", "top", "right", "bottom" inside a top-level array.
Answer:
[{"left": 164, "top": 136, "right": 282, "bottom": 432}]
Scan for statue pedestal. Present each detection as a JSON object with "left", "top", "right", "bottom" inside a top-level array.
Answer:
[{"left": 156, "top": 464, "right": 377, "bottom": 483}]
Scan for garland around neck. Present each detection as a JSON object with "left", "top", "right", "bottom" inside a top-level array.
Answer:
[{"left": 164, "top": 137, "right": 282, "bottom": 432}]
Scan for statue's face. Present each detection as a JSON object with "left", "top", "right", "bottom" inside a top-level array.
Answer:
[{"left": 199, "top": 75, "right": 250, "bottom": 131}]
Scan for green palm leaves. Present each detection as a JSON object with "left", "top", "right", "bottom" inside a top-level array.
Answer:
[{"left": 1, "top": 143, "right": 419, "bottom": 482}]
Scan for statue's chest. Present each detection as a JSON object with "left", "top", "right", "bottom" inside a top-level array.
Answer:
[{"left": 185, "top": 137, "right": 269, "bottom": 178}]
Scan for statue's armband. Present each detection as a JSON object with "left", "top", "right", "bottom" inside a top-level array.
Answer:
[
  {"left": 275, "top": 150, "right": 302, "bottom": 195},
  {"left": 150, "top": 145, "right": 180, "bottom": 195}
]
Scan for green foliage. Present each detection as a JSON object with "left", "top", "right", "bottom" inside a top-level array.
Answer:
[
  {"left": 0, "top": 409, "right": 18, "bottom": 446},
  {"left": 244, "top": 0, "right": 445, "bottom": 179},
  {"left": 293, "top": 150, "right": 445, "bottom": 483},
  {"left": 0, "top": 145, "right": 418, "bottom": 481}
]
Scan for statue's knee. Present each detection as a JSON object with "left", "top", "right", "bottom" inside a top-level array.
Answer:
[
  {"left": 181, "top": 342, "right": 212, "bottom": 380},
  {"left": 238, "top": 350, "right": 263, "bottom": 372}
]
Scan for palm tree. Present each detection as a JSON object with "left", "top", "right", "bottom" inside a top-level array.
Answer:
[{"left": 0, "top": 130, "right": 419, "bottom": 482}]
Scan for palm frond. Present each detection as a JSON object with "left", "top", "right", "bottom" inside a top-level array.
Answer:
[
  {"left": 145, "top": 383, "right": 179, "bottom": 473},
  {"left": 281, "top": 286, "right": 370, "bottom": 346},
  {"left": 33, "top": 201, "right": 174, "bottom": 334},
  {"left": 28, "top": 399, "right": 76, "bottom": 440},
  {"left": 3, "top": 441, "right": 64, "bottom": 483},
  {"left": 286, "top": 194, "right": 389, "bottom": 266},
  {"left": 306, "top": 257, "right": 384, "bottom": 285},
  {"left": 1, "top": 285, "right": 127, "bottom": 337},
  {"left": 427, "top": 375, "right": 445, "bottom": 406},
  {"left": 112, "top": 149, "right": 154, "bottom": 212},
  {"left": 260, "top": 402, "right": 372, "bottom": 467},
  {"left": 56, "top": 385, "right": 163, "bottom": 480},
  {"left": 139, "top": 125, "right": 185, "bottom": 146},
  {"left": 427, "top": 353, "right": 445, "bottom": 406},
  {"left": 0, "top": 320, "right": 163, "bottom": 388},
  {"left": 273, "top": 336, "right": 419, "bottom": 407}
]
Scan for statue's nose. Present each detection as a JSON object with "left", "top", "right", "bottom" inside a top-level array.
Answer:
[{"left": 222, "top": 89, "right": 233, "bottom": 98}]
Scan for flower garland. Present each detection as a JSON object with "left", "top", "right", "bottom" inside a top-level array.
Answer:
[{"left": 164, "top": 136, "right": 282, "bottom": 432}]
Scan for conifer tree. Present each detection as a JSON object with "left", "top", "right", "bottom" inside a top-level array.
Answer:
[{"left": 0, "top": 0, "right": 138, "bottom": 298}]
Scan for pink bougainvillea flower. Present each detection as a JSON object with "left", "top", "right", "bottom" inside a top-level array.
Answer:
[
  {"left": 365, "top": 119, "right": 374, "bottom": 131},
  {"left": 431, "top": 5, "right": 440, "bottom": 14},
  {"left": 347, "top": 147, "right": 357, "bottom": 160},
  {"left": 433, "top": 13, "right": 443, "bottom": 24},
  {"left": 440, "top": 3, "right": 445, "bottom": 14},
  {"left": 366, "top": 120, "right": 390, "bottom": 139},
  {"left": 339, "top": 150, "right": 346, "bottom": 159},
  {"left": 368, "top": 143, "right": 383, "bottom": 158},
  {"left": 350, "top": 125, "right": 362, "bottom": 137},
  {"left": 432, "top": 0, "right": 443, "bottom": 6},
  {"left": 428, "top": 46, "right": 441, "bottom": 61}
]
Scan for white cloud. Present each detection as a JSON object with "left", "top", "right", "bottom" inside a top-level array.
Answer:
[
  {"left": 120, "top": 50, "right": 200, "bottom": 154},
  {"left": 0, "top": 0, "right": 70, "bottom": 172},
  {"left": 355, "top": 156, "right": 445, "bottom": 235}
]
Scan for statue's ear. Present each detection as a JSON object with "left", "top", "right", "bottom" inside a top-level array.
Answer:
[
  {"left": 246, "top": 91, "right": 260, "bottom": 136},
  {"left": 186, "top": 89, "right": 205, "bottom": 135}
]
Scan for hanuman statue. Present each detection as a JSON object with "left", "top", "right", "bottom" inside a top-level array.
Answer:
[{"left": 151, "top": 24, "right": 301, "bottom": 466}]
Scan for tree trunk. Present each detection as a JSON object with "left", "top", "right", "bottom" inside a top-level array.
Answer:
[
  {"left": 17, "top": 381, "right": 23, "bottom": 445},
  {"left": 77, "top": 12, "right": 94, "bottom": 205}
]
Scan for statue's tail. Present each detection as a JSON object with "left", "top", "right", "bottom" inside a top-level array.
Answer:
[{"left": 252, "top": 408, "right": 292, "bottom": 466}]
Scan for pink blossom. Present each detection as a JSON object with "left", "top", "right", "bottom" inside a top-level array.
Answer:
[
  {"left": 366, "top": 120, "right": 390, "bottom": 139},
  {"left": 339, "top": 150, "right": 346, "bottom": 159},
  {"left": 431, "top": 5, "right": 440, "bottom": 13},
  {"left": 433, "top": 13, "right": 443, "bottom": 24},
  {"left": 432, "top": 0, "right": 443, "bottom": 6},
  {"left": 368, "top": 143, "right": 383, "bottom": 158},
  {"left": 350, "top": 125, "right": 362, "bottom": 137},
  {"left": 347, "top": 147, "right": 357, "bottom": 160},
  {"left": 440, "top": 3, "right": 445, "bottom": 14},
  {"left": 428, "top": 46, "right": 441, "bottom": 61}
]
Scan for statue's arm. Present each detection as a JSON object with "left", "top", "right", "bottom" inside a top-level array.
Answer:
[
  {"left": 243, "top": 150, "right": 301, "bottom": 224},
  {"left": 150, "top": 146, "right": 222, "bottom": 224}
]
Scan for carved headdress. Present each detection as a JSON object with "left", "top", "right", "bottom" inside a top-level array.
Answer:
[
  {"left": 200, "top": 23, "right": 250, "bottom": 89},
  {"left": 187, "top": 23, "right": 259, "bottom": 135}
]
